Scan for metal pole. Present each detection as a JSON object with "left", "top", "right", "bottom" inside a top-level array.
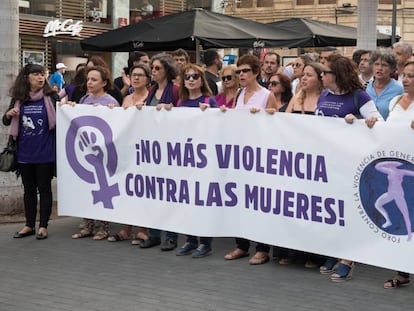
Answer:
[{"left": 391, "top": 0, "right": 397, "bottom": 45}]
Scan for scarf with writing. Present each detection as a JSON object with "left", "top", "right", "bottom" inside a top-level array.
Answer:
[{"left": 9, "top": 89, "right": 56, "bottom": 139}]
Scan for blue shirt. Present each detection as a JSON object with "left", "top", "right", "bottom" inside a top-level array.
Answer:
[
  {"left": 366, "top": 79, "right": 403, "bottom": 120},
  {"left": 49, "top": 71, "right": 65, "bottom": 90}
]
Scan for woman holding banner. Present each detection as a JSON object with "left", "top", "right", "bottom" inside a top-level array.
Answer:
[
  {"left": 380, "top": 60, "right": 414, "bottom": 289},
  {"left": 223, "top": 54, "right": 277, "bottom": 265},
  {"left": 317, "top": 54, "right": 383, "bottom": 282},
  {"left": 173, "top": 63, "right": 218, "bottom": 258},
  {"left": 139, "top": 53, "right": 180, "bottom": 251},
  {"left": 71, "top": 65, "right": 119, "bottom": 240}
]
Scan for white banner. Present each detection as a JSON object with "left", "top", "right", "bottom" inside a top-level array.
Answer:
[{"left": 57, "top": 105, "right": 414, "bottom": 273}]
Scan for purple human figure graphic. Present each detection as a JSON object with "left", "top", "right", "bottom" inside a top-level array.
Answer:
[
  {"left": 375, "top": 161, "right": 414, "bottom": 241},
  {"left": 78, "top": 130, "right": 120, "bottom": 209}
]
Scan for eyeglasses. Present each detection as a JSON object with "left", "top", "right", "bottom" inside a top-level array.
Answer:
[
  {"left": 151, "top": 65, "right": 162, "bottom": 71},
  {"left": 235, "top": 68, "right": 252, "bottom": 75},
  {"left": 269, "top": 80, "right": 281, "bottom": 87},
  {"left": 131, "top": 73, "right": 147, "bottom": 78},
  {"left": 293, "top": 63, "right": 303, "bottom": 68},
  {"left": 221, "top": 75, "right": 233, "bottom": 82},
  {"left": 322, "top": 70, "right": 335, "bottom": 75},
  {"left": 184, "top": 73, "right": 201, "bottom": 81}
]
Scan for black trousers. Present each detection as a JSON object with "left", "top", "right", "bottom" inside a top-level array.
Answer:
[
  {"left": 19, "top": 162, "right": 54, "bottom": 229},
  {"left": 236, "top": 238, "right": 270, "bottom": 253}
]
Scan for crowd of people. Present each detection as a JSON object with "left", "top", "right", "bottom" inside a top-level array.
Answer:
[{"left": 2, "top": 42, "right": 414, "bottom": 289}]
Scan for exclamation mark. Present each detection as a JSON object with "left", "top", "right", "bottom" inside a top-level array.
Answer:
[{"left": 338, "top": 200, "right": 345, "bottom": 226}]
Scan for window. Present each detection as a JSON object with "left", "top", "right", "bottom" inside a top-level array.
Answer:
[
  {"left": 257, "top": 0, "right": 273, "bottom": 7},
  {"left": 379, "top": 0, "right": 401, "bottom": 4},
  {"left": 318, "top": 0, "right": 335, "bottom": 4},
  {"left": 297, "top": 0, "right": 314, "bottom": 5}
]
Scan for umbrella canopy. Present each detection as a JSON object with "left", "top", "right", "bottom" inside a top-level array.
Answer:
[
  {"left": 267, "top": 18, "right": 395, "bottom": 47},
  {"left": 81, "top": 9, "right": 308, "bottom": 52}
]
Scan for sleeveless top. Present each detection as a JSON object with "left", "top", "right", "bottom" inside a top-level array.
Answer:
[{"left": 235, "top": 87, "right": 270, "bottom": 110}]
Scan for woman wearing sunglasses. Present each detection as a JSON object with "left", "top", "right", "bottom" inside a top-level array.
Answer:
[
  {"left": 214, "top": 65, "right": 240, "bottom": 108},
  {"left": 174, "top": 63, "right": 218, "bottom": 258},
  {"left": 267, "top": 73, "right": 292, "bottom": 112},
  {"left": 145, "top": 53, "right": 179, "bottom": 109},
  {"left": 140, "top": 53, "right": 180, "bottom": 250},
  {"left": 223, "top": 54, "right": 277, "bottom": 265}
]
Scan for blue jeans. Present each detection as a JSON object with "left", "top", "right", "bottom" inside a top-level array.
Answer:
[{"left": 186, "top": 236, "right": 212, "bottom": 246}]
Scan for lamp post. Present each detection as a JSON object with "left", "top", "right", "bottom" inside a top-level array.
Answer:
[{"left": 391, "top": 0, "right": 397, "bottom": 45}]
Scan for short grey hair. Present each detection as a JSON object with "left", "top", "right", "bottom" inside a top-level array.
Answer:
[
  {"left": 370, "top": 48, "right": 397, "bottom": 73},
  {"left": 393, "top": 41, "right": 413, "bottom": 56}
]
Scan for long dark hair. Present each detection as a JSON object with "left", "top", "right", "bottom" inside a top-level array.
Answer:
[
  {"left": 10, "top": 64, "right": 54, "bottom": 101},
  {"left": 327, "top": 54, "right": 363, "bottom": 94},
  {"left": 269, "top": 73, "right": 292, "bottom": 104}
]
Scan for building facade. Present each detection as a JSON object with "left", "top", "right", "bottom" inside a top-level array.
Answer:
[{"left": 226, "top": 0, "right": 414, "bottom": 45}]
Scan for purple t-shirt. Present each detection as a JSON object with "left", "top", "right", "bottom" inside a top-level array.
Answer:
[
  {"left": 178, "top": 95, "right": 218, "bottom": 108},
  {"left": 315, "top": 89, "right": 372, "bottom": 118},
  {"left": 17, "top": 98, "right": 55, "bottom": 163},
  {"left": 79, "top": 93, "right": 119, "bottom": 106}
]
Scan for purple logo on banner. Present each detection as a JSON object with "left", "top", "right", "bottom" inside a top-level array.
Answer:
[
  {"left": 359, "top": 158, "right": 414, "bottom": 241},
  {"left": 65, "top": 116, "right": 120, "bottom": 209}
]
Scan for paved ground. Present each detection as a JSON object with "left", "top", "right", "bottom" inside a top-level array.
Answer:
[{"left": 0, "top": 216, "right": 413, "bottom": 311}]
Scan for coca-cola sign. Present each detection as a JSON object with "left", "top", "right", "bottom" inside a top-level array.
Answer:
[{"left": 43, "top": 19, "right": 83, "bottom": 38}]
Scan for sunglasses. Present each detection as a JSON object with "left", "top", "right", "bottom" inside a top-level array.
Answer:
[
  {"left": 293, "top": 63, "right": 303, "bottom": 68},
  {"left": 151, "top": 65, "right": 162, "bottom": 71},
  {"left": 221, "top": 75, "right": 233, "bottom": 82},
  {"left": 269, "top": 80, "right": 281, "bottom": 86},
  {"left": 131, "top": 73, "right": 147, "bottom": 78},
  {"left": 184, "top": 73, "right": 201, "bottom": 81},
  {"left": 235, "top": 68, "right": 252, "bottom": 75}
]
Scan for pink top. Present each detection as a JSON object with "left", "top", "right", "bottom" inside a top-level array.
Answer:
[{"left": 215, "top": 93, "right": 235, "bottom": 108}]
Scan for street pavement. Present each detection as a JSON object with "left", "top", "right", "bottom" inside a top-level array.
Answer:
[{"left": 0, "top": 216, "right": 413, "bottom": 311}]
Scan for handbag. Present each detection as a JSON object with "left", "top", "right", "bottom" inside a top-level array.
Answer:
[{"left": 0, "top": 136, "right": 17, "bottom": 172}]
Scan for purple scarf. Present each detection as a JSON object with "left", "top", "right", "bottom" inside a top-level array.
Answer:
[
  {"left": 9, "top": 89, "right": 56, "bottom": 139},
  {"left": 146, "top": 81, "right": 176, "bottom": 105}
]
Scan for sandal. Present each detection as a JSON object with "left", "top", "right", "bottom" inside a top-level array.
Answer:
[
  {"left": 330, "top": 261, "right": 354, "bottom": 282},
  {"left": 320, "top": 257, "right": 339, "bottom": 275},
  {"left": 224, "top": 248, "right": 249, "bottom": 260},
  {"left": 131, "top": 231, "right": 148, "bottom": 245},
  {"left": 249, "top": 251, "right": 270, "bottom": 265},
  {"left": 107, "top": 230, "right": 131, "bottom": 242},
  {"left": 71, "top": 229, "right": 93, "bottom": 239},
  {"left": 93, "top": 230, "right": 109, "bottom": 241},
  {"left": 278, "top": 257, "right": 293, "bottom": 265},
  {"left": 384, "top": 276, "right": 410, "bottom": 289}
]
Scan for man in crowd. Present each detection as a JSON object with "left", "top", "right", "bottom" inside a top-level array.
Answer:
[
  {"left": 357, "top": 50, "right": 373, "bottom": 89},
  {"left": 259, "top": 51, "right": 281, "bottom": 87},
  {"left": 203, "top": 49, "right": 222, "bottom": 95},
  {"left": 172, "top": 48, "right": 189, "bottom": 69},
  {"left": 392, "top": 41, "right": 413, "bottom": 83},
  {"left": 319, "top": 47, "right": 339, "bottom": 65},
  {"left": 49, "top": 62, "right": 67, "bottom": 91}
]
